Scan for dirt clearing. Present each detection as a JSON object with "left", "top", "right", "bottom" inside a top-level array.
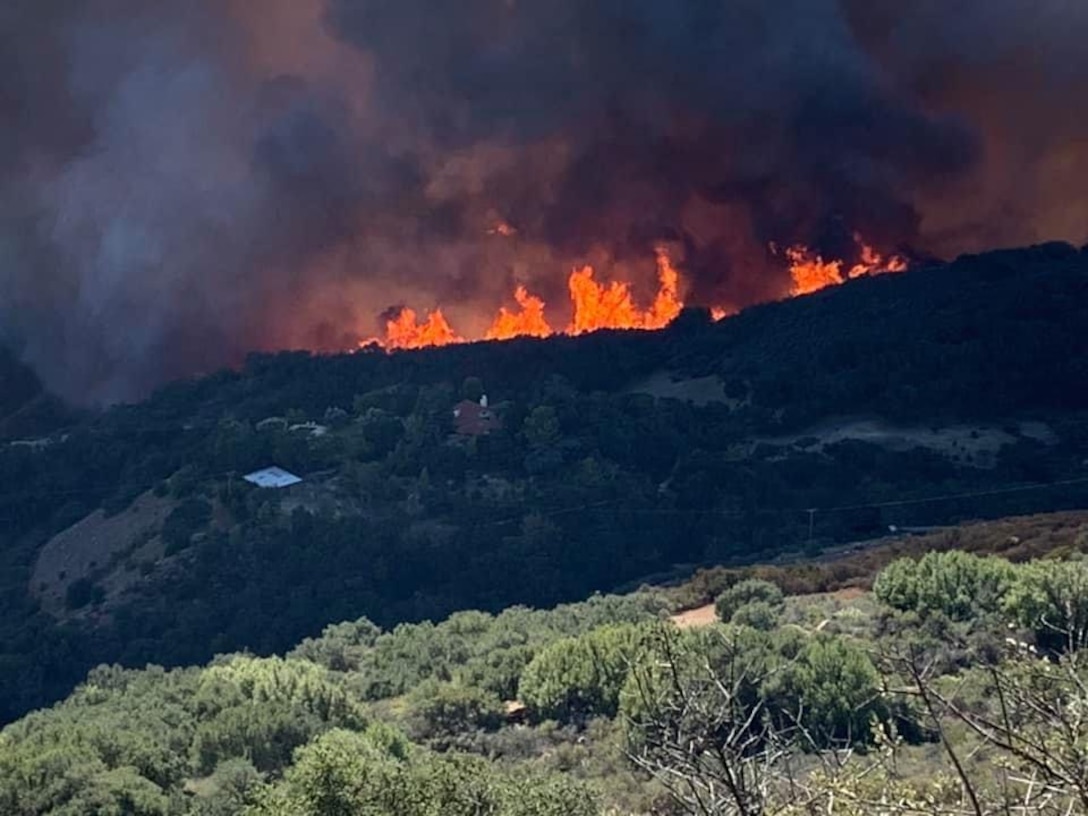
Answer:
[{"left": 669, "top": 603, "right": 719, "bottom": 629}]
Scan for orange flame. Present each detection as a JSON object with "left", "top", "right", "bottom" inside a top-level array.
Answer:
[
  {"left": 383, "top": 307, "right": 463, "bottom": 350},
  {"left": 360, "top": 236, "right": 907, "bottom": 351},
  {"left": 646, "top": 247, "right": 683, "bottom": 329},
  {"left": 568, "top": 247, "right": 682, "bottom": 335},
  {"left": 786, "top": 246, "right": 845, "bottom": 296},
  {"left": 485, "top": 286, "right": 552, "bottom": 340},
  {"left": 566, "top": 267, "right": 641, "bottom": 334},
  {"left": 786, "top": 235, "right": 907, "bottom": 297}
]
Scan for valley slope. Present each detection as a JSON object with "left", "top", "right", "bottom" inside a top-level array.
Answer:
[{"left": 1, "top": 241, "right": 1087, "bottom": 723}]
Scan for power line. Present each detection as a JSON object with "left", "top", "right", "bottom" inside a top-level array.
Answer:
[
  {"left": 555, "top": 476, "right": 1088, "bottom": 522},
  {"left": 818, "top": 476, "right": 1088, "bottom": 513},
  {"left": 3, "top": 471, "right": 1087, "bottom": 525}
]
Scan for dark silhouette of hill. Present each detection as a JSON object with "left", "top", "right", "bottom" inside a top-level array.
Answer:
[
  {"left": 0, "top": 347, "right": 79, "bottom": 440},
  {"left": 699, "top": 241, "right": 1088, "bottom": 426},
  {"left": 0, "top": 348, "right": 45, "bottom": 435},
  {"left": 0, "top": 240, "right": 1086, "bottom": 724},
  {"left": 0, "top": 347, "right": 40, "bottom": 413}
]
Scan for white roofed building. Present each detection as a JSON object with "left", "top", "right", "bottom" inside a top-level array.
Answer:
[{"left": 243, "top": 466, "right": 303, "bottom": 489}]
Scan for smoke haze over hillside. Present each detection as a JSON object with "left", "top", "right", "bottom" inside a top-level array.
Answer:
[{"left": 1, "top": 0, "right": 1086, "bottom": 403}]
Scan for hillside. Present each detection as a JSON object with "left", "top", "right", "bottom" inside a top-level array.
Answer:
[
  {"left": 4, "top": 526, "right": 1088, "bottom": 815},
  {"left": 1, "top": 242, "right": 1087, "bottom": 723},
  {"left": 0, "top": 346, "right": 75, "bottom": 441}
]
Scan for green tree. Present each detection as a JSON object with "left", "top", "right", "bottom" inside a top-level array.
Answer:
[
  {"left": 461, "top": 377, "right": 485, "bottom": 403},
  {"left": 730, "top": 600, "right": 780, "bottom": 631},
  {"left": 191, "top": 759, "right": 265, "bottom": 816},
  {"left": 191, "top": 700, "right": 325, "bottom": 774},
  {"left": 1004, "top": 558, "right": 1088, "bottom": 652},
  {"left": 406, "top": 681, "right": 504, "bottom": 742},
  {"left": 192, "top": 656, "right": 367, "bottom": 773},
  {"left": 252, "top": 729, "right": 597, "bottom": 816},
  {"left": 251, "top": 729, "right": 382, "bottom": 816},
  {"left": 522, "top": 405, "right": 560, "bottom": 449},
  {"left": 499, "top": 774, "right": 599, "bottom": 816},
  {"left": 619, "top": 624, "right": 787, "bottom": 815},
  {"left": 198, "top": 656, "right": 366, "bottom": 726},
  {"left": 162, "top": 497, "right": 212, "bottom": 555},
  {"left": 620, "top": 625, "right": 788, "bottom": 739},
  {"left": 519, "top": 624, "right": 648, "bottom": 722},
  {"left": 457, "top": 645, "right": 536, "bottom": 700},
  {"left": 53, "top": 766, "right": 171, "bottom": 816},
  {"left": 873, "top": 550, "right": 1017, "bottom": 621},
  {"left": 765, "top": 636, "right": 885, "bottom": 748},
  {"left": 715, "top": 579, "right": 784, "bottom": 622},
  {"left": 288, "top": 617, "right": 382, "bottom": 672}
]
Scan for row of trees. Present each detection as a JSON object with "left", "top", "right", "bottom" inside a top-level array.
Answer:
[
  {"left": 874, "top": 550, "right": 1088, "bottom": 651},
  {"left": 514, "top": 618, "right": 889, "bottom": 753}
]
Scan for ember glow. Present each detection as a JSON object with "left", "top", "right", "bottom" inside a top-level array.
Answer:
[{"left": 363, "top": 240, "right": 906, "bottom": 351}]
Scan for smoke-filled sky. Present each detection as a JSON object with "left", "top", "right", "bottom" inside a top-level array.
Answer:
[{"left": 1, "top": 0, "right": 1086, "bottom": 404}]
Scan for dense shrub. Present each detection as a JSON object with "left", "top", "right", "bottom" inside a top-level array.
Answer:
[
  {"left": 873, "top": 551, "right": 1017, "bottom": 620},
  {"left": 406, "top": 681, "right": 504, "bottom": 742},
  {"left": 252, "top": 729, "right": 599, "bottom": 816},
  {"left": 715, "top": 579, "right": 785, "bottom": 622},
  {"left": 354, "top": 595, "right": 663, "bottom": 702},
  {"left": 765, "top": 636, "right": 886, "bottom": 748},
  {"left": 730, "top": 600, "right": 781, "bottom": 631},
  {"left": 619, "top": 625, "right": 788, "bottom": 757},
  {"left": 622, "top": 625, "right": 890, "bottom": 752},
  {"left": 288, "top": 617, "right": 382, "bottom": 672},
  {"left": 519, "top": 624, "right": 650, "bottom": 722},
  {"left": 1003, "top": 558, "right": 1088, "bottom": 652}
]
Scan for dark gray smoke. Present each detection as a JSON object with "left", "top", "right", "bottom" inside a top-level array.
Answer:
[{"left": 1, "top": 0, "right": 1085, "bottom": 403}]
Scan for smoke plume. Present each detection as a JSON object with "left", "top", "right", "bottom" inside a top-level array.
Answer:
[{"left": 1, "top": 0, "right": 1085, "bottom": 403}]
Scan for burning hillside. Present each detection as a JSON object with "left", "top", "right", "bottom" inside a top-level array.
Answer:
[
  {"left": 364, "top": 236, "right": 906, "bottom": 350},
  {"left": 1, "top": 1, "right": 1087, "bottom": 403}
]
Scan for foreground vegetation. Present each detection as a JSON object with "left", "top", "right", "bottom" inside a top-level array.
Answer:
[{"left": 6, "top": 542, "right": 1088, "bottom": 814}]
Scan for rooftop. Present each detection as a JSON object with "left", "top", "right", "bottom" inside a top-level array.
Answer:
[{"left": 243, "top": 466, "right": 303, "bottom": 489}]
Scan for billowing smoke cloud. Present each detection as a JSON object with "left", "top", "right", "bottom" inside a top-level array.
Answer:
[{"left": 0, "top": 0, "right": 1085, "bottom": 403}]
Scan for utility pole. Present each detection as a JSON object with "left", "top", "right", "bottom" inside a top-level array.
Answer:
[{"left": 806, "top": 508, "right": 817, "bottom": 547}]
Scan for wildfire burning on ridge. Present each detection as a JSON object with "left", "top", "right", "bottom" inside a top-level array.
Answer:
[
  {"left": 382, "top": 308, "right": 463, "bottom": 350},
  {"left": 364, "top": 237, "right": 906, "bottom": 351},
  {"left": 784, "top": 235, "right": 909, "bottom": 297},
  {"left": 6, "top": 0, "right": 1088, "bottom": 405}
]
